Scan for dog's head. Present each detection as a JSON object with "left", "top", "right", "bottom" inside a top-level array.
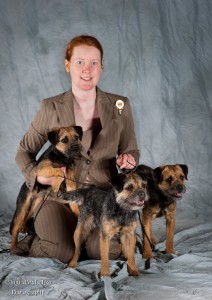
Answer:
[
  {"left": 111, "top": 173, "right": 149, "bottom": 211},
  {"left": 153, "top": 164, "right": 188, "bottom": 199},
  {"left": 47, "top": 126, "right": 83, "bottom": 158}
]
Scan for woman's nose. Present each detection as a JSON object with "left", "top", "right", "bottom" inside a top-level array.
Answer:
[{"left": 82, "top": 63, "right": 92, "bottom": 72}]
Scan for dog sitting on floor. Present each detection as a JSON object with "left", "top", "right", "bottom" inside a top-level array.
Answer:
[
  {"left": 135, "top": 164, "right": 188, "bottom": 267},
  {"left": 64, "top": 172, "right": 149, "bottom": 277},
  {"left": 10, "top": 126, "right": 82, "bottom": 254}
]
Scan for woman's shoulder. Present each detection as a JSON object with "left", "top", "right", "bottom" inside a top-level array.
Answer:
[
  {"left": 42, "top": 89, "right": 72, "bottom": 105},
  {"left": 98, "top": 88, "right": 128, "bottom": 103}
]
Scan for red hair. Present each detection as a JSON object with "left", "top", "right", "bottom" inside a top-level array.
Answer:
[{"left": 65, "top": 35, "right": 103, "bottom": 64}]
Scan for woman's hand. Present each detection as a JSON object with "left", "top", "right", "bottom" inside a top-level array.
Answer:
[
  {"left": 36, "top": 167, "right": 66, "bottom": 185},
  {"left": 116, "top": 153, "right": 136, "bottom": 170}
]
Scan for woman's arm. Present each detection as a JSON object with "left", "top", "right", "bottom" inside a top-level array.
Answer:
[
  {"left": 15, "top": 100, "right": 51, "bottom": 190},
  {"left": 116, "top": 97, "right": 140, "bottom": 170}
]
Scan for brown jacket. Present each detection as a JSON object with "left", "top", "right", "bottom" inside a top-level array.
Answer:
[{"left": 16, "top": 87, "right": 140, "bottom": 190}]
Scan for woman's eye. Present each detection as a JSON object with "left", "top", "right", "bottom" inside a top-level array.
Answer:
[
  {"left": 76, "top": 60, "right": 85, "bottom": 66},
  {"left": 91, "top": 61, "right": 99, "bottom": 67}
]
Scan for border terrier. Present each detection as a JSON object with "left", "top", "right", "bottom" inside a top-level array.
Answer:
[
  {"left": 10, "top": 126, "right": 82, "bottom": 254},
  {"left": 136, "top": 164, "right": 188, "bottom": 265},
  {"left": 64, "top": 172, "right": 149, "bottom": 277}
]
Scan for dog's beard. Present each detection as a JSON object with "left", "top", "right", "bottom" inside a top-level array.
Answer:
[
  {"left": 63, "top": 143, "right": 82, "bottom": 158},
  {"left": 115, "top": 191, "right": 148, "bottom": 210},
  {"left": 161, "top": 185, "right": 186, "bottom": 200}
]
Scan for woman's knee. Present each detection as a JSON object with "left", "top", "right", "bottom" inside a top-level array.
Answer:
[{"left": 30, "top": 200, "right": 77, "bottom": 263}]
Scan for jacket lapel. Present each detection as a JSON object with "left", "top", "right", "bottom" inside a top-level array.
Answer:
[
  {"left": 56, "top": 89, "right": 75, "bottom": 125},
  {"left": 89, "top": 88, "right": 115, "bottom": 155}
]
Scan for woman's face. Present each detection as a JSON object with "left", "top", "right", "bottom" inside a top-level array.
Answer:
[{"left": 65, "top": 45, "right": 102, "bottom": 92}]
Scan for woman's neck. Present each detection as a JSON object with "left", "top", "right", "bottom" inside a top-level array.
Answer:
[
  {"left": 72, "top": 87, "right": 100, "bottom": 131},
  {"left": 72, "top": 87, "right": 97, "bottom": 108}
]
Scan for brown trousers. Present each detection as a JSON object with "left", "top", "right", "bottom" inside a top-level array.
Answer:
[{"left": 15, "top": 200, "right": 121, "bottom": 263}]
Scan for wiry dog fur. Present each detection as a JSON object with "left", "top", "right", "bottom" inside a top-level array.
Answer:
[
  {"left": 64, "top": 172, "right": 149, "bottom": 277},
  {"left": 136, "top": 164, "right": 188, "bottom": 264},
  {"left": 10, "top": 126, "right": 82, "bottom": 254}
]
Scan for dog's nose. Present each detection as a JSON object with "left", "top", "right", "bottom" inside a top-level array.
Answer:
[
  {"left": 139, "top": 192, "right": 146, "bottom": 199},
  {"left": 176, "top": 184, "right": 183, "bottom": 192}
]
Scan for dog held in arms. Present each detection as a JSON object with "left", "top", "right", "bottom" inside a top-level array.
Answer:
[
  {"left": 64, "top": 172, "right": 149, "bottom": 277},
  {"left": 10, "top": 126, "right": 83, "bottom": 254},
  {"left": 135, "top": 164, "right": 188, "bottom": 267}
]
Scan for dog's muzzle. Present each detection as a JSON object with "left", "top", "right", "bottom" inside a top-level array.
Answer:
[
  {"left": 68, "top": 143, "right": 82, "bottom": 156},
  {"left": 175, "top": 184, "right": 186, "bottom": 198},
  {"left": 130, "top": 192, "right": 147, "bottom": 208}
]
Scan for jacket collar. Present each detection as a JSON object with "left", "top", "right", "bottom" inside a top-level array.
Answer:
[{"left": 58, "top": 87, "right": 114, "bottom": 127}]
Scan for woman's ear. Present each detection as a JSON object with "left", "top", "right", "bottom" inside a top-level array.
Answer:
[{"left": 64, "top": 59, "right": 70, "bottom": 72}]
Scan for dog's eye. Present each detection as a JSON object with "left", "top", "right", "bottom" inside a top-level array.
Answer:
[
  {"left": 180, "top": 175, "right": 184, "bottom": 180},
  {"left": 75, "top": 135, "right": 79, "bottom": 141},
  {"left": 165, "top": 176, "right": 172, "bottom": 183},
  {"left": 60, "top": 136, "right": 69, "bottom": 144},
  {"left": 142, "top": 183, "right": 147, "bottom": 188},
  {"left": 125, "top": 184, "right": 134, "bottom": 192}
]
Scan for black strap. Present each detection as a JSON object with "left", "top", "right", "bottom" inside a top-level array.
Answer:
[{"left": 138, "top": 211, "right": 155, "bottom": 252}]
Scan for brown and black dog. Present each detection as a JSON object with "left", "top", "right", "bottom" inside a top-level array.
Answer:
[
  {"left": 10, "top": 126, "right": 82, "bottom": 254},
  {"left": 64, "top": 172, "right": 149, "bottom": 277},
  {"left": 136, "top": 164, "right": 188, "bottom": 266}
]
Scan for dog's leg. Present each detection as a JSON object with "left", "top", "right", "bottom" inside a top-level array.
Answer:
[
  {"left": 100, "top": 221, "right": 121, "bottom": 277},
  {"left": 150, "top": 226, "right": 157, "bottom": 245},
  {"left": 121, "top": 221, "right": 139, "bottom": 276},
  {"left": 141, "top": 210, "right": 155, "bottom": 260},
  {"left": 66, "top": 167, "right": 79, "bottom": 217},
  {"left": 52, "top": 174, "right": 65, "bottom": 192},
  {"left": 35, "top": 166, "right": 65, "bottom": 192},
  {"left": 164, "top": 202, "right": 177, "bottom": 254},
  {"left": 69, "top": 203, "right": 80, "bottom": 218},
  {"left": 68, "top": 222, "right": 84, "bottom": 268},
  {"left": 99, "top": 230, "right": 111, "bottom": 277},
  {"left": 11, "top": 218, "right": 23, "bottom": 254},
  {"left": 10, "top": 192, "right": 33, "bottom": 254},
  {"left": 66, "top": 167, "right": 77, "bottom": 192}
]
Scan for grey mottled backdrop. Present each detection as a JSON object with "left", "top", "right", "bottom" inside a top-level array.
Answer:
[{"left": 0, "top": 0, "right": 211, "bottom": 229}]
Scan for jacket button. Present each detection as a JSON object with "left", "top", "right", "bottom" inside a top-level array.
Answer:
[{"left": 86, "top": 160, "right": 91, "bottom": 165}]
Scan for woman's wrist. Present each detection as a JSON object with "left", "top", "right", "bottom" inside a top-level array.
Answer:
[{"left": 36, "top": 176, "right": 54, "bottom": 185}]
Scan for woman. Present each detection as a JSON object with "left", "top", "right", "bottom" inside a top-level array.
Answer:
[{"left": 14, "top": 35, "right": 140, "bottom": 263}]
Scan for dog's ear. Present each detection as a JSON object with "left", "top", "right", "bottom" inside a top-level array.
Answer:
[
  {"left": 47, "top": 128, "right": 59, "bottom": 145},
  {"left": 153, "top": 167, "right": 163, "bottom": 184},
  {"left": 135, "top": 164, "right": 153, "bottom": 181},
  {"left": 111, "top": 173, "right": 126, "bottom": 192},
  {"left": 73, "top": 126, "right": 83, "bottom": 141},
  {"left": 179, "top": 164, "right": 188, "bottom": 180}
]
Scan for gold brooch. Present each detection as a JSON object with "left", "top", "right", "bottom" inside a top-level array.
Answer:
[{"left": 116, "top": 100, "right": 124, "bottom": 114}]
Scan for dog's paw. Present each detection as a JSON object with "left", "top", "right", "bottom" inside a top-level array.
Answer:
[
  {"left": 68, "top": 260, "right": 77, "bottom": 268},
  {"left": 150, "top": 237, "right": 157, "bottom": 245},
  {"left": 127, "top": 266, "right": 139, "bottom": 276},
  {"left": 99, "top": 271, "right": 110, "bottom": 278},
  {"left": 164, "top": 248, "right": 175, "bottom": 254}
]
